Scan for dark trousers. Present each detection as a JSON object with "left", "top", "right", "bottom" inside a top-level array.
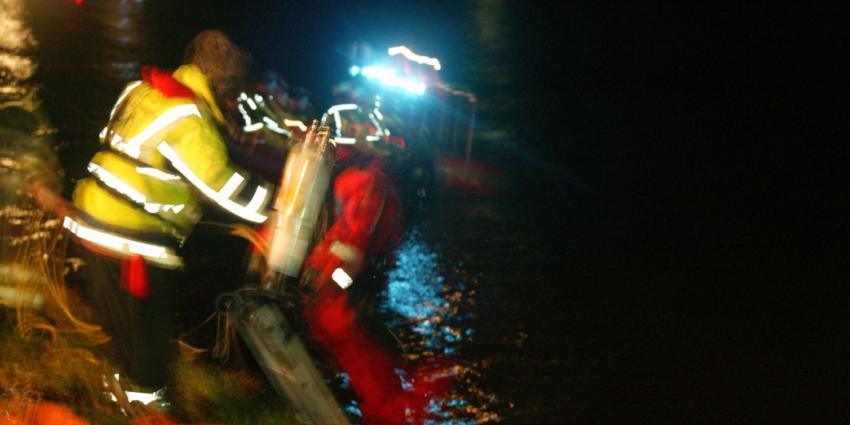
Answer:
[{"left": 73, "top": 242, "right": 177, "bottom": 389}]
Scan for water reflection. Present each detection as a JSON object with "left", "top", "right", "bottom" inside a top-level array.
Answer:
[
  {"left": 0, "top": 0, "right": 37, "bottom": 102},
  {"left": 92, "top": 0, "right": 148, "bottom": 81},
  {"left": 381, "top": 227, "right": 501, "bottom": 424}
]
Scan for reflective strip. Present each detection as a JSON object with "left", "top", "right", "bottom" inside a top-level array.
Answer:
[
  {"left": 284, "top": 118, "right": 307, "bottom": 132},
  {"left": 330, "top": 241, "right": 364, "bottom": 266},
  {"left": 262, "top": 116, "right": 292, "bottom": 136},
  {"left": 110, "top": 80, "right": 143, "bottom": 119},
  {"left": 157, "top": 143, "right": 268, "bottom": 223},
  {"left": 110, "top": 132, "right": 124, "bottom": 147},
  {"left": 244, "top": 186, "right": 270, "bottom": 212},
  {"left": 243, "top": 122, "right": 264, "bottom": 132},
  {"left": 218, "top": 173, "right": 245, "bottom": 199},
  {"left": 328, "top": 103, "right": 358, "bottom": 139},
  {"left": 332, "top": 268, "right": 354, "bottom": 289},
  {"left": 87, "top": 163, "right": 186, "bottom": 215},
  {"left": 327, "top": 104, "right": 358, "bottom": 114},
  {"left": 63, "top": 216, "right": 183, "bottom": 269},
  {"left": 122, "top": 104, "right": 201, "bottom": 158},
  {"left": 135, "top": 167, "right": 181, "bottom": 181},
  {"left": 334, "top": 137, "right": 356, "bottom": 145}
]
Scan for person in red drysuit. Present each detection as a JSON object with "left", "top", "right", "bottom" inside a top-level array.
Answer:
[{"left": 299, "top": 106, "right": 449, "bottom": 424}]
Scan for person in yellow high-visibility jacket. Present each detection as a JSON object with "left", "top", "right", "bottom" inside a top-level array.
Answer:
[{"left": 67, "top": 31, "right": 271, "bottom": 399}]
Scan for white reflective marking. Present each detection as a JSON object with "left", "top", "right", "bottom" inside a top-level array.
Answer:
[
  {"left": 218, "top": 173, "right": 245, "bottom": 199},
  {"left": 244, "top": 185, "right": 269, "bottom": 212},
  {"left": 332, "top": 268, "right": 354, "bottom": 289},
  {"left": 124, "top": 104, "right": 201, "bottom": 158},
  {"left": 333, "top": 111, "right": 342, "bottom": 138},
  {"left": 238, "top": 103, "right": 252, "bottom": 124},
  {"left": 283, "top": 118, "right": 307, "bottom": 132},
  {"left": 63, "top": 216, "right": 182, "bottom": 268},
  {"left": 327, "top": 103, "right": 358, "bottom": 114},
  {"left": 124, "top": 391, "right": 159, "bottom": 405},
  {"left": 334, "top": 137, "right": 357, "bottom": 145},
  {"left": 157, "top": 143, "right": 268, "bottom": 223},
  {"left": 262, "top": 117, "right": 292, "bottom": 136},
  {"left": 110, "top": 133, "right": 124, "bottom": 147},
  {"left": 135, "top": 167, "right": 181, "bottom": 181},
  {"left": 366, "top": 135, "right": 381, "bottom": 142},
  {"left": 246, "top": 98, "right": 257, "bottom": 110},
  {"left": 109, "top": 80, "right": 143, "bottom": 119},
  {"left": 373, "top": 108, "right": 384, "bottom": 121},
  {"left": 388, "top": 45, "right": 442, "bottom": 70},
  {"left": 88, "top": 163, "right": 145, "bottom": 205},
  {"left": 88, "top": 163, "right": 185, "bottom": 215},
  {"left": 244, "top": 122, "right": 264, "bottom": 132},
  {"left": 368, "top": 112, "right": 382, "bottom": 129}
]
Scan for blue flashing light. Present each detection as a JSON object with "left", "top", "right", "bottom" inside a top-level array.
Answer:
[{"left": 349, "top": 65, "right": 361, "bottom": 77}]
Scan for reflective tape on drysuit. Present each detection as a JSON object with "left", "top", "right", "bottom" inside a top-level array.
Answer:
[{"left": 62, "top": 216, "right": 183, "bottom": 269}]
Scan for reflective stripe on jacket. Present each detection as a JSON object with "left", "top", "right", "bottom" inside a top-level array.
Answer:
[{"left": 73, "top": 64, "right": 272, "bottom": 249}]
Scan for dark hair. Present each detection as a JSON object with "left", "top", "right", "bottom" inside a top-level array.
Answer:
[{"left": 183, "top": 30, "right": 250, "bottom": 104}]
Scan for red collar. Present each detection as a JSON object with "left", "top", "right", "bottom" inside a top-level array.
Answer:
[{"left": 142, "top": 66, "right": 195, "bottom": 99}]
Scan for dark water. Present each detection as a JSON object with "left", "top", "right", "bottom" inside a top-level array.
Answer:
[{"left": 6, "top": 0, "right": 849, "bottom": 424}]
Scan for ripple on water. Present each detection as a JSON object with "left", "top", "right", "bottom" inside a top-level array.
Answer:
[{"left": 375, "top": 227, "right": 502, "bottom": 424}]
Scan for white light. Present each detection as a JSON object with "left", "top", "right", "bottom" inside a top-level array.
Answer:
[
  {"left": 332, "top": 268, "right": 354, "bottom": 289},
  {"left": 63, "top": 217, "right": 183, "bottom": 268},
  {"left": 349, "top": 65, "right": 361, "bottom": 76},
  {"left": 334, "top": 137, "right": 357, "bottom": 145},
  {"left": 387, "top": 45, "right": 441, "bottom": 71},
  {"left": 157, "top": 143, "right": 268, "bottom": 223},
  {"left": 361, "top": 66, "right": 425, "bottom": 95},
  {"left": 365, "top": 135, "right": 381, "bottom": 142}
]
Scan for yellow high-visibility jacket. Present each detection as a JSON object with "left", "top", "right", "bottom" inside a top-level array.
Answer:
[{"left": 69, "top": 65, "right": 271, "bottom": 268}]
